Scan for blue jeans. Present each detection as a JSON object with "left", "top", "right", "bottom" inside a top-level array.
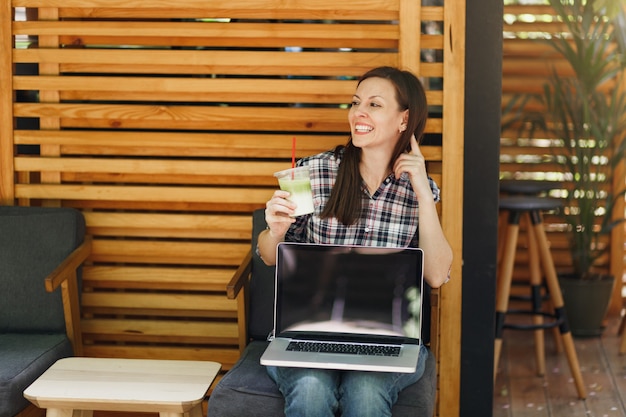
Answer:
[{"left": 266, "top": 344, "right": 428, "bottom": 417}]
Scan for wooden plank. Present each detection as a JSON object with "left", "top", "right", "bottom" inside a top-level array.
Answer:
[
  {"left": 0, "top": 0, "right": 12, "bottom": 204},
  {"left": 13, "top": 130, "right": 346, "bottom": 158},
  {"left": 15, "top": 184, "right": 274, "bottom": 205},
  {"left": 13, "top": 103, "right": 351, "bottom": 132},
  {"left": 15, "top": 0, "right": 403, "bottom": 20},
  {"left": 90, "top": 240, "right": 249, "bottom": 266},
  {"left": 399, "top": 0, "right": 421, "bottom": 73},
  {"left": 81, "top": 293, "right": 238, "bottom": 317},
  {"left": 438, "top": 1, "right": 465, "bottom": 416},
  {"left": 12, "top": 103, "right": 441, "bottom": 133},
  {"left": 13, "top": 48, "right": 398, "bottom": 77},
  {"left": 83, "top": 213, "right": 251, "bottom": 239},
  {"left": 81, "top": 345, "right": 241, "bottom": 369},
  {"left": 13, "top": 21, "right": 400, "bottom": 49},
  {"left": 14, "top": 76, "right": 357, "bottom": 103},
  {"left": 14, "top": 76, "right": 444, "bottom": 105},
  {"left": 83, "top": 266, "right": 237, "bottom": 291},
  {"left": 80, "top": 318, "right": 239, "bottom": 344},
  {"left": 15, "top": 157, "right": 289, "bottom": 186}
]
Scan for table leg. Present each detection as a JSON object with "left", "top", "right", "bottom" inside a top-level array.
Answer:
[
  {"left": 184, "top": 404, "right": 204, "bottom": 417},
  {"left": 159, "top": 413, "right": 183, "bottom": 417},
  {"left": 46, "top": 409, "right": 93, "bottom": 417}
]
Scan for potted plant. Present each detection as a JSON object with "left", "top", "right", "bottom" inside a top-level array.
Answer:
[{"left": 504, "top": 0, "right": 626, "bottom": 336}]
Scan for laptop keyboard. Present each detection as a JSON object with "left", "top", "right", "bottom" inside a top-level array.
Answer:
[{"left": 287, "top": 341, "right": 401, "bottom": 357}]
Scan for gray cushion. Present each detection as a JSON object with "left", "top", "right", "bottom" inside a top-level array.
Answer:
[
  {"left": 207, "top": 341, "right": 436, "bottom": 417},
  {"left": 0, "top": 206, "right": 85, "bottom": 332},
  {"left": 0, "top": 333, "right": 73, "bottom": 417}
]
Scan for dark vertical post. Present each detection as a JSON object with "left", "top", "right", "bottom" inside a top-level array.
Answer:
[{"left": 461, "top": 0, "right": 502, "bottom": 415}]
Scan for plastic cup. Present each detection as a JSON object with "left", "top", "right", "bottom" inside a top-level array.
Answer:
[{"left": 274, "top": 166, "right": 314, "bottom": 217}]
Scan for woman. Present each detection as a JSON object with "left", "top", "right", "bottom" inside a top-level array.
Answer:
[{"left": 258, "top": 66, "right": 453, "bottom": 417}]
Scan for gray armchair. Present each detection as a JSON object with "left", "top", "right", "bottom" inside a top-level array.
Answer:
[
  {"left": 0, "top": 206, "right": 90, "bottom": 417},
  {"left": 207, "top": 209, "right": 437, "bottom": 416}
]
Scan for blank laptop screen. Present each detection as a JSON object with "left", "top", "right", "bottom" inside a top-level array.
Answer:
[{"left": 275, "top": 244, "right": 424, "bottom": 340}]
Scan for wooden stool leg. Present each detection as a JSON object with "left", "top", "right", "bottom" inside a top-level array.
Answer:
[
  {"left": 531, "top": 211, "right": 587, "bottom": 399},
  {"left": 496, "top": 209, "right": 508, "bottom": 271},
  {"left": 526, "top": 218, "right": 546, "bottom": 376},
  {"left": 494, "top": 212, "right": 520, "bottom": 381}
]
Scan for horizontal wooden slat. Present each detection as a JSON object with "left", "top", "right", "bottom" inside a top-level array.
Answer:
[
  {"left": 13, "top": 76, "right": 444, "bottom": 105},
  {"left": 81, "top": 345, "right": 241, "bottom": 369},
  {"left": 15, "top": 0, "right": 404, "bottom": 20},
  {"left": 14, "top": 130, "right": 444, "bottom": 159},
  {"left": 15, "top": 157, "right": 289, "bottom": 186},
  {"left": 13, "top": 103, "right": 350, "bottom": 132},
  {"left": 15, "top": 184, "right": 273, "bottom": 205},
  {"left": 80, "top": 318, "right": 239, "bottom": 344},
  {"left": 13, "top": 104, "right": 441, "bottom": 133},
  {"left": 83, "top": 266, "right": 238, "bottom": 291},
  {"left": 14, "top": 76, "right": 358, "bottom": 103},
  {"left": 14, "top": 49, "right": 398, "bottom": 77},
  {"left": 13, "top": 131, "right": 345, "bottom": 158},
  {"left": 14, "top": 2, "right": 443, "bottom": 21},
  {"left": 90, "top": 240, "right": 249, "bottom": 266},
  {"left": 13, "top": 21, "right": 401, "bottom": 49},
  {"left": 83, "top": 213, "right": 251, "bottom": 239},
  {"left": 81, "top": 293, "right": 238, "bottom": 316}
]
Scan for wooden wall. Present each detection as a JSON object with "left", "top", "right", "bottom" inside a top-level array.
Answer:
[
  {"left": 1, "top": 1, "right": 465, "bottom": 415},
  {"left": 501, "top": 3, "right": 626, "bottom": 313}
]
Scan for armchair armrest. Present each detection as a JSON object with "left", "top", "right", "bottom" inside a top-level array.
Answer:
[
  {"left": 45, "top": 236, "right": 92, "bottom": 292},
  {"left": 43, "top": 236, "right": 92, "bottom": 356},
  {"left": 227, "top": 250, "right": 252, "bottom": 299}
]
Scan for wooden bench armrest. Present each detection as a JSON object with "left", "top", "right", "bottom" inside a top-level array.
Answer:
[
  {"left": 45, "top": 236, "right": 93, "bottom": 292},
  {"left": 227, "top": 250, "right": 252, "bottom": 299}
]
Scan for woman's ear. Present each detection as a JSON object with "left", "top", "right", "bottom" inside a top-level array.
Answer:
[{"left": 399, "top": 110, "right": 409, "bottom": 132}]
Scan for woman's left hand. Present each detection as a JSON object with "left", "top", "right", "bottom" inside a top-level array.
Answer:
[{"left": 392, "top": 135, "right": 433, "bottom": 201}]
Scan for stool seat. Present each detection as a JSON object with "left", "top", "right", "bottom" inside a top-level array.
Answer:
[
  {"left": 499, "top": 180, "right": 562, "bottom": 195},
  {"left": 499, "top": 196, "right": 561, "bottom": 212}
]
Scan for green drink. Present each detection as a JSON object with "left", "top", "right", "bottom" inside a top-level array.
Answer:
[{"left": 274, "top": 166, "right": 314, "bottom": 217}]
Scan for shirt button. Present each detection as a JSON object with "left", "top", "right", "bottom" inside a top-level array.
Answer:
[{"left": 364, "top": 227, "right": 370, "bottom": 233}]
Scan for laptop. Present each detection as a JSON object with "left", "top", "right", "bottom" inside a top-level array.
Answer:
[{"left": 260, "top": 242, "right": 425, "bottom": 373}]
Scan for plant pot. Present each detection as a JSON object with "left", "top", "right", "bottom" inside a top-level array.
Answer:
[{"left": 558, "top": 274, "right": 615, "bottom": 337}]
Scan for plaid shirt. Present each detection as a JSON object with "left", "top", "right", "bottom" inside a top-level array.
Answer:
[{"left": 285, "top": 148, "right": 440, "bottom": 248}]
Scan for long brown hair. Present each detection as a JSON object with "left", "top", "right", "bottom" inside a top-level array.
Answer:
[{"left": 321, "top": 66, "right": 428, "bottom": 225}]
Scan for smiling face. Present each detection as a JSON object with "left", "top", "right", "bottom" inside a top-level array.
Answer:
[{"left": 348, "top": 77, "right": 408, "bottom": 155}]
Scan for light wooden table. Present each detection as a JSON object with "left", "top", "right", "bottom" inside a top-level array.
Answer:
[{"left": 24, "top": 357, "right": 221, "bottom": 417}]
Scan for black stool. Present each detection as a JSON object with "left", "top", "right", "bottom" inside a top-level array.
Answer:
[
  {"left": 495, "top": 196, "right": 586, "bottom": 399},
  {"left": 498, "top": 180, "right": 565, "bottom": 368}
]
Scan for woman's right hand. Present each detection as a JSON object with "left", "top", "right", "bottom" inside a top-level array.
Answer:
[{"left": 264, "top": 190, "right": 296, "bottom": 238}]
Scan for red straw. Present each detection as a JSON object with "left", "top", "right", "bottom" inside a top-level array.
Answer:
[{"left": 291, "top": 137, "right": 296, "bottom": 179}]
